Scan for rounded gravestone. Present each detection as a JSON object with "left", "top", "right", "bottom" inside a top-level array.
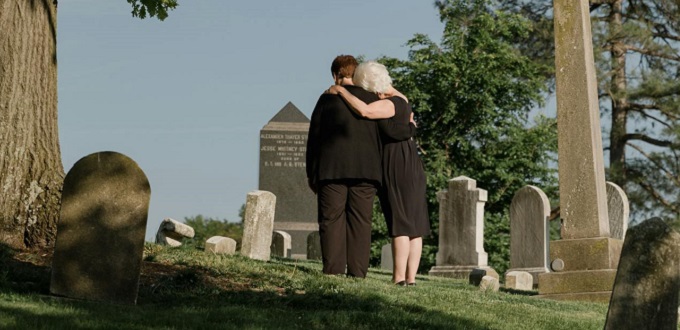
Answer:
[{"left": 50, "top": 151, "right": 150, "bottom": 305}]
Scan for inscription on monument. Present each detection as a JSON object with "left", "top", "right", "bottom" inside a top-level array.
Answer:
[{"left": 260, "top": 133, "right": 307, "bottom": 168}]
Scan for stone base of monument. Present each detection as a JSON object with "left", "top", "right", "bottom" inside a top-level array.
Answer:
[
  {"left": 537, "top": 237, "right": 622, "bottom": 303},
  {"left": 429, "top": 265, "right": 495, "bottom": 280}
]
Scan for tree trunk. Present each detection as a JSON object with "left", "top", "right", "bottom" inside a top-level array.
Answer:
[
  {"left": 607, "top": 0, "right": 628, "bottom": 186},
  {"left": 0, "top": 0, "right": 63, "bottom": 250}
]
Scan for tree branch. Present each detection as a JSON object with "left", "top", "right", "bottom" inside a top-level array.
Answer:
[
  {"left": 626, "top": 45, "right": 680, "bottom": 62},
  {"left": 627, "top": 142, "right": 680, "bottom": 187},
  {"left": 628, "top": 168, "right": 680, "bottom": 214},
  {"left": 634, "top": 110, "right": 674, "bottom": 131},
  {"left": 624, "top": 133, "right": 673, "bottom": 147}
]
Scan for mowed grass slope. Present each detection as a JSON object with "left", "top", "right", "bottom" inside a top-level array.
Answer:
[{"left": 0, "top": 244, "right": 608, "bottom": 329}]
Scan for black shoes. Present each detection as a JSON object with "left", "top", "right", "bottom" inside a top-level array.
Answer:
[{"left": 395, "top": 281, "right": 407, "bottom": 286}]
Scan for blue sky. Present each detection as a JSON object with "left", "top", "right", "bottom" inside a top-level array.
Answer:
[{"left": 57, "top": 1, "right": 445, "bottom": 241}]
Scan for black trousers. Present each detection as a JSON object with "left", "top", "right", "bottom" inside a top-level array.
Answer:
[{"left": 317, "top": 179, "right": 377, "bottom": 278}]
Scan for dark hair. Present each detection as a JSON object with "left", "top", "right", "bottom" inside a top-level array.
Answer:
[{"left": 331, "top": 55, "right": 358, "bottom": 79}]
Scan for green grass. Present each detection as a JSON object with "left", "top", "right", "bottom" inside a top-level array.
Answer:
[{"left": 0, "top": 244, "right": 610, "bottom": 329}]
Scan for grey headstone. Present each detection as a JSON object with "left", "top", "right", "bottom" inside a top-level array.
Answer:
[
  {"left": 429, "top": 176, "right": 489, "bottom": 279},
  {"left": 606, "top": 181, "right": 629, "bottom": 240},
  {"left": 381, "top": 243, "right": 393, "bottom": 271},
  {"left": 50, "top": 151, "right": 150, "bottom": 305},
  {"left": 605, "top": 218, "right": 680, "bottom": 330},
  {"left": 508, "top": 185, "right": 550, "bottom": 285},
  {"left": 270, "top": 230, "right": 292, "bottom": 258},
  {"left": 306, "top": 231, "right": 322, "bottom": 261},
  {"left": 505, "top": 271, "right": 533, "bottom": 291},
  {"left": 241, "top": 190, "right": 276, "bottom": 261},
  {"left": 260, "top": 102, "right": 318, "bottom": 258},
  {"left": 155, "top": 218, "right": 195, "bottom": 247},
  {"left": 205, "top": 236, "right": 236, "bottom": 255}
]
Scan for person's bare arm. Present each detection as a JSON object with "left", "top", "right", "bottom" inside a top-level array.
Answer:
[{"left": 326, "top": 85, "right": 395, "bottom": 119}]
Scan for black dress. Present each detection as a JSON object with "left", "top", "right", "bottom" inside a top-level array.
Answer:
[{"left": 377, "top": 96, "right": 430, "bottom": 237}]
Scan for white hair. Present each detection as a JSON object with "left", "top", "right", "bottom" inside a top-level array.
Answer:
[{"left": 353, "top": 61, "right": 392, "bottom": 94}]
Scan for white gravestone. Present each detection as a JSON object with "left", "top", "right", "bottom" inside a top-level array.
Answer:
[
  {"left": 241, "top": 190, "right": 276, "bottom": 261},
  {"left": 429, "top": 176, "right": 495, "bottom": 279}
]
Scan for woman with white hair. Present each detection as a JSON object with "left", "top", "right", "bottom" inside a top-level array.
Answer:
[{"left": 327, "top": 61, "right": 430, "bottom": 286}]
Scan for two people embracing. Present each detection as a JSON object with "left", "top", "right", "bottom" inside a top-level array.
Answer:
[{"left": 306, "top": 55, "right": 430, "bottom": 286}]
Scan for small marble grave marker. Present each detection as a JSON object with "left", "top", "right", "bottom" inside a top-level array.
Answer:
[
  {"left": 605, "top": 218, "right": 680, "bottom": 330},
  {"left": 205, "top": 236, "right": 236, "bottom": 255},
  {"left": 505, "top": 271, "right": 533, "bottom": 291},
  {"left": 50, "top": 151, "right": 150, "bottom": 305},
  {"left": 241, "top": 190, "right": 276, "bottom": 261},
  {"left": 260, "top": 102, "right": 318, "bottom": 258},
  {"left": 479, "top": 276, "right": 500, "bottom": 292}
]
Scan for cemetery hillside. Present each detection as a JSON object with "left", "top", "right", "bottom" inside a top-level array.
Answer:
[{"left": 0, "top": 244, "right": 612, "bottom": 329}]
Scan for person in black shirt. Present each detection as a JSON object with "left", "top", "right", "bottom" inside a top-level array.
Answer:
[{"left": 327, "top": 61, "right": 430, "bottom": 286}]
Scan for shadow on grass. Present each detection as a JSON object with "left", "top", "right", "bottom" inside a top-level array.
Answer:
[
  {"left": 0, "top": 243, "right": 51, "bottom": 295},
  {"left": 0, "top": 247, "right": 490, "bottom": 329},
  {"left": 1, "top": 287, "right": 489, "bottom": 330}
]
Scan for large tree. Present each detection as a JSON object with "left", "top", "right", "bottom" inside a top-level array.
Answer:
[
  {"left": 503, "top": 0, "right": 680, "bottom": 222},
  {"left": 0, "top": 0, "right": 177, "bottom": 250},
  {"left": 372, "top": 0, "right": 558, "bottom": 274}
]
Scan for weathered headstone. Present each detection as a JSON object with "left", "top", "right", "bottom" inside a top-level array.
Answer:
[
  {"left": 429, "top": 176, "right": 496, "bottom": 279},
  {"left": 604, "top": 218, "right": 680, "bottom": 330},
  {"left": 505, "top": 271, "right": 534, "bottom": 291},
  {"left": 155, "top": 218, "right": 195, "bottom": 247},
  {"left": 50, "top": 151, "right": 150, "bottom": 305},
  {"left": 381, "top": 243, "right": 393, "bottom": 271},
  {"left": 205, "top": 236, "right": 236, "bottom": 255},
  {"left": 260, "top": 102, "right": 317, "bottom": 259},
  {"left": 606, "top": 181, "right": 629, "bottom": 240},
  {"left": 537, "top": 0, "right": 623, "bottom": 303},
  {"left": 306, "top": 231, "right": 322, "bottom": 261},
  {"left": 507, "top": 185, "right": 550, "bottom": 285},
  {"left": 270, "top": 230, "right": 292, "bottom": 258},
  {"left": 240, "top": 190, "right": 276, "bottom": 261}
]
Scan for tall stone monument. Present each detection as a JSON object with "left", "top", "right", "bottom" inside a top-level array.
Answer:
[
  {"left": 259, "top": 102, "right": 317, "bottom": 259},
  {"left": 537, "top": 0, "right": 623, "bottom": 302}
]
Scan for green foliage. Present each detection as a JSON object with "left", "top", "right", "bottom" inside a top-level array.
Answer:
[
  {"left": 183, "top": 215, "right": 243, "bottom": 249},
  {"left": 127, "top": 0, "right": 178, "bottom": 21},
  {"left": 372, "top": 0, "right": 558, "bottom": 275}
]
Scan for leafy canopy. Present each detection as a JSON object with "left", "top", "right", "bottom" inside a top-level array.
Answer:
[{"left": 127, "top": 0, "right": 178, "bottom": 21}]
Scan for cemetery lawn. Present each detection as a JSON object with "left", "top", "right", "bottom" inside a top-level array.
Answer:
[{"left": 1, "top": 244, "right": 609, "bottom": 329}]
